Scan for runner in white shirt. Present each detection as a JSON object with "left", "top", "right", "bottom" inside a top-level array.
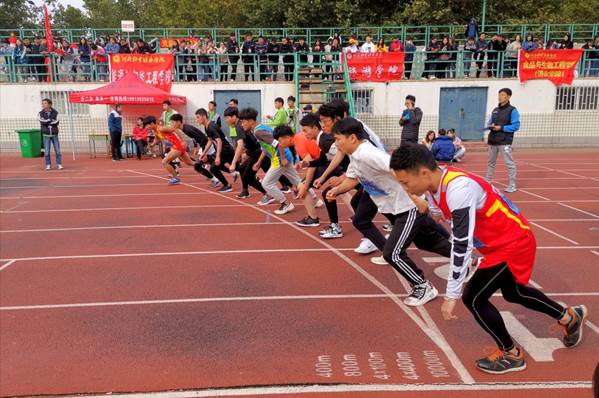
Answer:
[{"left": 326, "top": 118, "right": 452, "bottom": 306}]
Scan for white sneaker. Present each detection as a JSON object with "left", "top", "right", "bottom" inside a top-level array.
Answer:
[
  {"left": 403, "top": 281, "right": 438, "bottom": 306},
  {"left": 57, "top": 164, "right": 64, "bottom": 170},
  {"left": 370, "top": 256, "right": 388, "bottom": 265},
  {"left": 274, "top": 201, "right": 295, "bottom": 215},
  {"left": 45, "top": 165, "right": 51, "bottom": 171},
  {"left": 314, "top": 199, "right": 324, "bottom": 208},
  {"left": 382, "top": 223, "right": 393, "bottom": 232},
  {"left": 320, "top": 223, "right": 343, "bottom": 239},
  {"left": 504, "top": 186, "right": 517, "bottom": 193},
  {"left": 354, "top": 238, "right": 378, "bottom": 254}
]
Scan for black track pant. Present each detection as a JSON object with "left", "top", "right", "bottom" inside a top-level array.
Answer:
[
  {"left": 382, "top": 208, "right": 451, "bottom": 286},
  {"left": 462, "top": 263, "right": 565, "bottom": 351},
  {"left": 240, "top": 155, "right": 266, "bottom": 194},
  {"left": 109, "top": 130, "right": 122, "bottom": 160}
]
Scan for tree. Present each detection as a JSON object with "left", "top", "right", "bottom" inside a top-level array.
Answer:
[{"left": 0, "top": 0, "right": 38, "bottom": 28}]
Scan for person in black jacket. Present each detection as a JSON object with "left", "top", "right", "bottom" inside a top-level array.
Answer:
[
  {"left": 241, "top": 34, "right": 256, "bottom": 81},
  {"left": 280, "top": 37, "right": 295, "bottom": 81},
  {"left": 39, "top": 98, "right": 62, "bottom": 170},
  {"left": 267, "top": 37, "right": 280, "bottom": 81},
  {"left": 295, "top": 37, "right": 309, "bottom": 64},
  {"left": 399, "top": 95, "right": 423, "bottom": 145},
  {"left": 108, "top": 104, "right": 124, "bottom": 161},
  {"left": 227, "top": 33, "right": 240, "bottom": 81},
  {"left": 255, "top": 36, "right": 269, "bottom": 81}
]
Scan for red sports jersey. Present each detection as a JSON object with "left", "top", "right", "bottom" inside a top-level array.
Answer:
[
  {"left": 431, "top": 166, "right": 536, "bottom": 284},
  {"left": 163, "top": 130, "right": 186, "bottom": 153}
]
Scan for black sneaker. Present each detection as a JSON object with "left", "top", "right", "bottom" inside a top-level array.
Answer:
[
  {"left": 475, "top": 348, "right": 526, "bottom": 374},
  {"left": 280, "top": 186, "right": 292, "bottom": 194},
  {"left": 218, "top": 185, "right": 233, "bottom": 193},
  {"left": 560, "top": 305, "right": 588, "bottom": 348},
  {"left": 236, "top": 190, "right": 250, "bottom": 199},
  {"left": 296, "top": 216, "right": 320, "bottom": 227}
]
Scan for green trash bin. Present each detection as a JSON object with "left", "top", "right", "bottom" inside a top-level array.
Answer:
[{"left": 16, "top": 129, "right": 43, "bottom": 158}]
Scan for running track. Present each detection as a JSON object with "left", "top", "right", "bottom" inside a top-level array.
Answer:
[{"left": 0, "top": 149, "right": 598, "bottom": 397}]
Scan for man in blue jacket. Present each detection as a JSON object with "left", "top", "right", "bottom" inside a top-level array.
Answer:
[
  {"left": 431, "top": 129, "right": 456, "bottom": 162},
  {"left": 108, "top": 104, "right": 123, "bottom": 161},
  {"left": 486, "top": 88, "right": 520, "bottom": 193}
]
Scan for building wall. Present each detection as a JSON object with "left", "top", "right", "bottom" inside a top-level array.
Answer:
[{"left": 1, "top": 78, "right": 598, "bottom": 152}]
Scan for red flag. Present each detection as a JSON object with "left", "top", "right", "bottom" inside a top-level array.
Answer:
[
  {"left": 518, "top": 49, "right": 583, "bottom": 86},
  {"left": 43, "top": 5, "right": 53, "bottom": 52}
]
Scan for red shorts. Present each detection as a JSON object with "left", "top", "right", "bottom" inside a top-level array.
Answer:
[{"left": 478, "top": 230, "right": 536, "bottom": 285}]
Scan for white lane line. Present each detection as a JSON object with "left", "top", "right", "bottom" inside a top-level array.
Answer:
[
  {"left": 520, "top": 187, "right": 599, "bottom": 190},
  {"left": 0, "top": 192, "right": 212, "bottom": 199},
  {"left": 492, "top": 180, "right": 551, "bottom": 201},
  {"left": 2, "top": 219, "right": 597, "bottom": 234},
  {"left": 0, "top": 259, "right": 16, "bottom": 272},
  {"left": 127, "top": 169, "right": 476, "bottom": 384},
  {"left": 0, "top": 176, "right": 155, "bottom": 180},
  {"left": 1, "top": 204, "right": 246, "bottom": 213},
  {"left": 592, "top": 250, "right": 599, "bottom": 257},
  {"left": 51, "top": 381, "right": 592, "bottom": 397},
  {"left": 529, "top": 222, "right": 580, "bottom": 245},
  {"left": 3, "top": 246, "right": 599, "bottom": 263},
  {"left": 525, "top": 162, "right": 599, "bottom": 181},
  {"left": 0, "top": 183, "right": 166, "bottom": 189},
  {"left": 4, "top": 292, "right": 599, "bottom": 312},
  {"left": 558, "top": 202, "right": 599, "bottom": 218}
]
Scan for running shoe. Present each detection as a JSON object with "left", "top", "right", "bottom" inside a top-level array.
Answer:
[
  {"left": 403, "top": 281, "right": 438, "bottom": 306},
  {"left": 560, "top": 305, "right": 589, "bottom": 348},
  {"left": 274, "top": 201, "right": 295, "bottom": 215},
  {"left": 168, "top": 177, "right": 180, "bottom": 185},
  {"left": 504, "top": 186, "right": 517, "bottom": 193},
  {"left": 296, "top": 216, "right": 320, "bottom": 227},
  {"left": 354, "top": 238, "right": 377, "bottom": 254},
  {"left": 320, "top": 223, "right": 343, "bottom": 239},
  {"left": 209, "top": 179, "right": 221, "bottom": 188},
  {"left": 218, "top": 185, "right": 233, "bottom": 193},
  {"left": 45, "top": 165, "right": 51, "bottom": 170},
  {"left": 257, "top": 195, "right": 275, "bottom": 206},
  {"left": 236, "top": 190, "right": 250, "bottom": 199},
  {"left": 57, "top": 164, "right": 64, "bottom": 170},
  {"left": 370, "top": 256, "right": 388, "bottom": 265},
  {"left": 280, "top": 186, "right": 292, "bottom": 194},
  {"left": 314, "top": 199, "right": 324, "bottom": 208},
  {"left": 475, "top": 347, "right": 526, "bottom": 374}
]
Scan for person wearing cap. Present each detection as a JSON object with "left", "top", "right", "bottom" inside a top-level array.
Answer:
[{"left": 486, "top": 88, "right": 520, "bottom": 193}]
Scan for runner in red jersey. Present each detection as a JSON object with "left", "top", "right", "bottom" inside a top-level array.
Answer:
[
  {"left": 143, "top": 115, "right": 194, "bottom": 185},
  {"left": 390, "top": 143, "right": 588, "bottom": 375}
]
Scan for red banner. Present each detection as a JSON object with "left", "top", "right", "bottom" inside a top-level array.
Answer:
[
  {"left": 109, "top": 53, "right": 175, "bottom": 92},
  {"left": 518, "top": 49, "right": 583, "bottom": 86},
  {"left": 159, "top": 38, "right": 199, "bottom": 49},
  {"left": 344, "top": 52, "right": 405, "bottom": 81}
]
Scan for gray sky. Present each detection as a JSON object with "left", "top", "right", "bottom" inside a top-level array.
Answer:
[{"left": 34, "top": 0, "right": 86, "bottom": 10}]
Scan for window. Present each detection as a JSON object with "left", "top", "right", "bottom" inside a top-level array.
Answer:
[
  {"left": 40, "top": 91, "right": 90, "bottom": 115},
  {"left": 555, "top": 86, "right": 599, "bottom": 111},
  {"left": 352, "top": 88, "right": 373, "bottom": 114}
]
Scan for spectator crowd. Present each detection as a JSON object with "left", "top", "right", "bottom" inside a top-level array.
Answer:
[{"left": 2, "top": 23, "right": 599, "bottom": 82}]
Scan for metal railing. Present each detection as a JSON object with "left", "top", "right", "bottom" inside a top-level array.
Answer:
[
  {"left": 1, "top": 49, "right": 599, "bottom": 84},
  {"left": 2, "top": 23, "right": 598, "bottom": 48}
]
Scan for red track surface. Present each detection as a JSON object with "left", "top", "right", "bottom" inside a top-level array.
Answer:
[{"left": 1, "top": 149, "right": 598, "bottom": 398}]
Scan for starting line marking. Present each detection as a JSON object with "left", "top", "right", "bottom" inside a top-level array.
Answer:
[
  {"left": 529, "top": 222, "right": 580, "bottom": 245},
  {"left": 0, "top": 204, "right": 246, "bottom": 213},
  {"left": 52, "top": 381, "right": 592, "bottom": 397},
  {"left": 558, "top": 202, "right": 599, "bottom": 219},
  {"left": 0, "top": 192, "right": 213, "bottom": 199}
]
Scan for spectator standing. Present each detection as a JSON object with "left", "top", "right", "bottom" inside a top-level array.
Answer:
[
  {"left": 118, "top": 38, "right": 131, "bottom": 53},
  {"left": 465, "top": 18, "right": 479, "bottom": 40},
  {"left": 217, "top": 41, "right": 229, "bottom": 81},
  {"left": 424, "top": 36, "right": 440, "bottom": 79},
  {"left": 241, "top": 34, "right": 256, "bottom": 81},
  {"left": 475, "top": 32, "right": 488, "bottom": 78},
  {"left": 389, "top": 37, "right": 403, "bottom": 52},
  {"left": 505, "top": 34, "right": 521, "bottom": 77},
  {"left": 208, "top": 100, "right": 222, "bottom": 128},
  {"left": 559, "top": 33, "right": 574, "bottom": 50},
  {"left": 437, "top": 37, "right": 452, "bottom": 78},
  {"left": 312, "top": 39, "right": 323, "bottom": 66},
  {"left": 30, "top": 37, "right": 45, "bottom": 82},
  {"left": 204, "top": 40, "right": 218, "bottom": 81},
  {"left": 286, "top": 95, "right": 298, "bottom": 133},
  {"left": 255, "top": 36, "right": 269, "bottom": 81},
  {"left": 227, "top": 33, "right": 240, "bottom": 81},
  {"left": 463, "top": 36, "right": 476, "bottom": 77},
  {"left": 296, "top": 37, "right": 309, "bottom": 63},
  {"left": 108, "top": 104, "right": 124, "bottom": 161},
  {"left": 486, "top": 88, "right": 520, "bottom": 193},
  {"left": 589, "top": 35, "right": 599, "bottom": 77},
  {"left": 404, "top": 37, "right": 416, "bottom": 79},
  {"left": 135, "top": 39, "right": 152, "bottom": 54},
  {"left": 345, "top": 37, "right": 359, "bottom": 53},
  {"left": 399, "top": 94, "right": 423, "bottom": 145},
  {"left": 267, "top": 37, "right": 280, "bottom": 80},
  {"left": 105, "top": 37, "right": 119, "bottom": 54},
  {"left": 78, "top": 38, "right": 91, "bottom": 81},
  {"left": 487, "top": 34, "right": 506, "bottom": 77},
  {"left": 132, "top": 117, "right": 149, "bottom": 160},
  {"left": 13, "top": 39, "right": 29, "bottom": 82},
  {"left": 280, "top": 37, "right": 295, "bottom": 81},
  {"left": 91, "top": 44, "right": 107, "bottom": 81},
  {"left": 39, "top": 98, "right": 62, "bottom": 170},
  {"left": 360, "top": 34, "right": 376, "bottom": 53},
  {"left": 522, "top": 34, "right": 537, "bottom": 51},
  {"left": 375, "top": 38, "right": 388, "bottom": 52}
]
